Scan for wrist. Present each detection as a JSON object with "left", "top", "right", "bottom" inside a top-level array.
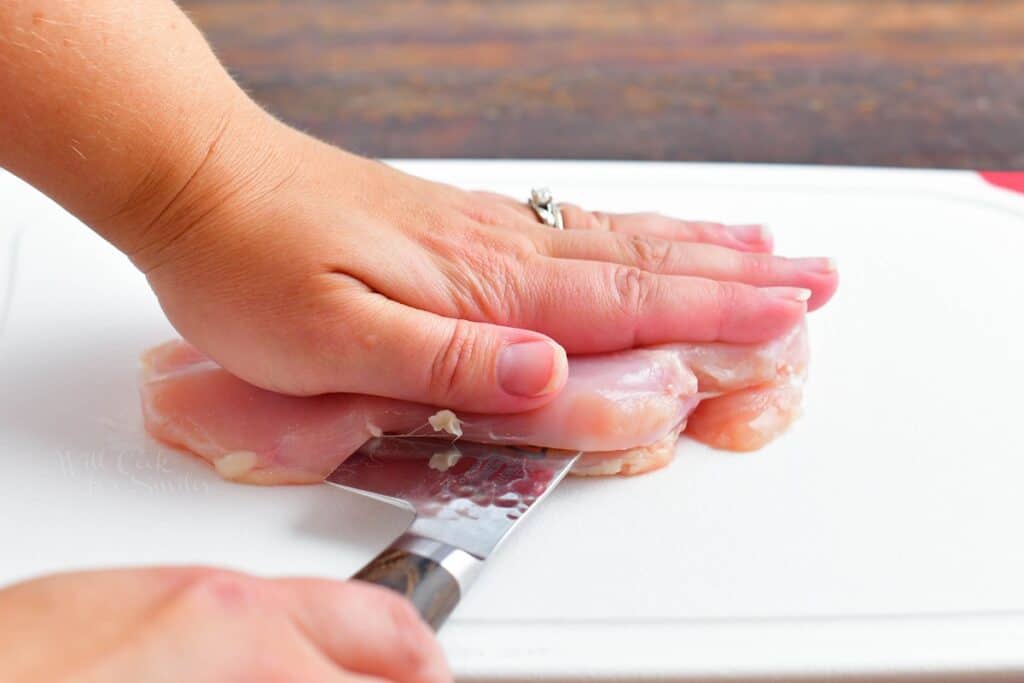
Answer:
[{"left": 99, "top": 94, "right": 296, "bottom": 274}]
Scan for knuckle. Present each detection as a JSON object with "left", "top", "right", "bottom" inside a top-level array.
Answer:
[
  {"left": 741, "top": 253, "right": 776, "bottom": 281},
  {"left": 705, "top": 279, "right": 739, "bottom": 337},
  {"left": 696, "top": 221, "right": 722, "bottom": 241},
  {"left": 610, "top": 264, "right": 656, "bottom": 319},
  {"left": 588, "top": 209, "right": 614, "bottom": 232},
  {"left": 440, "top": 233, "right": 526, "bottom": 321},
  {"left": 462, "top": 193, "right": 529, "bottom": 228},
  {"left": 623, "top": 234, "right": 673, "bottom": 273},
  {"left": 499, "top": 233, "right": 541, "bottom": 264},
  {"left": 176, "top": 569, "right": 269, "bottom": 615},
  {"left": 412, "top": 210, "right": 465, "bottom": 254},
  {"left": 562, "top": 204, "right": 609, "bottom": 232},
  {"left": 428, "top": 319, "right": 480, "bottom": 402}
]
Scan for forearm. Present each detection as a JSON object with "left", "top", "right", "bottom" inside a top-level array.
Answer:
[{"left": 0, "top": 0, "right": 273, "bottom": 261}]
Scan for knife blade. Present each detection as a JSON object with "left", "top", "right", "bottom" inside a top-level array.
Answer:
[{"left": 326, "top": 437, "right": 580, "bottom": 630}]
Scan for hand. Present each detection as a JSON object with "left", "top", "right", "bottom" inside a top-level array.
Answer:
[
  {"left": 0, "top": 0, "right": 838, "bottom": 415},
  {"left": 0, "top": 567, "right": 450, "bottom": 683},
  {"left": 128, "top": 106, "right": 838, "bottom": 413}
]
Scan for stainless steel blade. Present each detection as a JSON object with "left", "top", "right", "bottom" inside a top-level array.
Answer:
[{"left": 326, "top": 438, "right": 580, "bottom": 559}]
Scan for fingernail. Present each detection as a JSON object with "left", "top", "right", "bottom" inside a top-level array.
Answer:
[
  {"left": 726, "top": 224, "right": 772, "bottom": 244},
  {"left": 763, "top": 286, "right": 811, "bottom": 302},
  {"left": 789, "top": 256, "right": 837, "bottom": 272},
  {"left": 498, "top": 340, "right": 567, "bottom": 397}
]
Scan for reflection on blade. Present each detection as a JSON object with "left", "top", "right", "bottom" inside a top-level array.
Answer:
[{"left": 326, "top": 438, "right": 580, "bottom": 559}]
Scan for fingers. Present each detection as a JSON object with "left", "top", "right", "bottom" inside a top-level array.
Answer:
[
  {"left": 8, "top": 568, "right": 441, "bottom": 683},
  {"left": 310, "top": 276, "right": 568, "bottom": 412},
  {"left": 471, "top": 191, "right": 774, "bottom": 252},
  {"left": 277, "top": 578, "right": 452, "bottom": 683},
  {"left": 466, "top": 191, "right": 836, "bottom": 318},
  {"left": 542, "top": 231, "right": 838, "bottom": 311},
  {"left": 558, "top": 203, "right": 775, "bottom": 253},
  {"left": 510, "top": 257, "right": 809, "bottom": 351},
  {"left": 166, "top": 570, "right": 439, "bottom": 683}
]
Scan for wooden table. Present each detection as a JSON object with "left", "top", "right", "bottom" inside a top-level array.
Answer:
[{"left": 182, "top": 0, "right": 1024, "bottom": 168}]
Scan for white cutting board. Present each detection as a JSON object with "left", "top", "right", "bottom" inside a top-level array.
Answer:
[{"left": 2, "top": 162, "right": 1024, "bottom": 681}]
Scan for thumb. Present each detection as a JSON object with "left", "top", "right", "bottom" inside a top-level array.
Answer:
[{"left": 318, "top": 293, "right": 568, "bottom": 413}]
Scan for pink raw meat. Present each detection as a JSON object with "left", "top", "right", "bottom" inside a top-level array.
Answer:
[{"left": 139, "top": 323, "right": 808, "bottom": 484}]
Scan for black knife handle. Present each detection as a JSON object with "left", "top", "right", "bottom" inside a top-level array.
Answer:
[
  {"left": 351, "top": 534, "right": 483, "bottom": 632},
  {"left": 353, "top": 547, "right": 460, "bottom": 630}
]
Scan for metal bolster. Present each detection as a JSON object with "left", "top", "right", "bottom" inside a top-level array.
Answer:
[{"left": 390, "top": 532, "right": 485, "bottom": 594}]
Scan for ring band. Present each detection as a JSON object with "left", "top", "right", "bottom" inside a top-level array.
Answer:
[{"left": 528, "top": 187, "right": 564, "bottom": 230}]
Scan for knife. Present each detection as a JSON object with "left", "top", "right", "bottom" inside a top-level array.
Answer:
[{"left": 326, "top": 437, "right": 580, "bottom": 630}]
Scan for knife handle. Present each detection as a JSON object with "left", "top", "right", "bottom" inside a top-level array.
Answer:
[{"left": 352, "top": 533, "right": 483, "bottom": 631}]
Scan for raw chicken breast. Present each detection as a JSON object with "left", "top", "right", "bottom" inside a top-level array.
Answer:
[{"left": 139, "top": 324, "right": 808, "bottom": 484}]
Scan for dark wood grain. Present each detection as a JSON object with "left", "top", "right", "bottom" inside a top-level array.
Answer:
[
  {"left": 354, "top": 548, "right": 460, "bottom": 631},
  {"left": 180, "top": 0, "right": 1024, "bottom": 168}
]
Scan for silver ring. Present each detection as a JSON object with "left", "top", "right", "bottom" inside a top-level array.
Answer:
[{"left": 528, "top": 187, "right": 564, "bottom": 230}]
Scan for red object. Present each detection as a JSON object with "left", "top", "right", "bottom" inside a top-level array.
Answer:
[{"left": 979, "top": 171, "right": 1024, "bottom": 195}]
